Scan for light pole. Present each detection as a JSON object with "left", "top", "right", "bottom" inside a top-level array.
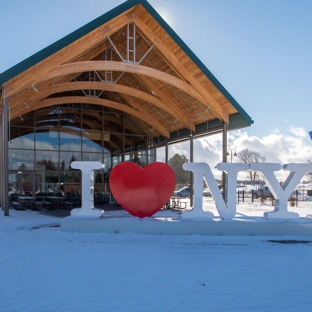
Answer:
[{"left": 227, "top": 148, "right": 237, "bottom": 163}]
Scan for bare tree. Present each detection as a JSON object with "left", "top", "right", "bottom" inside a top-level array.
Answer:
[{"left": 237, "top": 148, "right": 266, "bottom": 184}]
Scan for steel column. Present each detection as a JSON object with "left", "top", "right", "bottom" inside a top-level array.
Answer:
[
  {"left": 0, "top": 104, "right": 2, "bottom": 209},
  {"left": 153, "top": 145, "right": 157, "bottom": 163},
  {"left": 222, "top": 122, "right": 228, "bottom": 201},
  {"left": 146, "top": 136, "right": 149, "bottom": 165},
  {"left": 1, "top": 98, "right": 9, "bottom": 216},
  {"left": 165, "top": 140, "right": 168, "bottom": 164},
  {"left": 122, "top": 114, "right": 125, "bottom": 162},
  {"left": 190, "top": 134, "right": 194, "bottom": 207}
]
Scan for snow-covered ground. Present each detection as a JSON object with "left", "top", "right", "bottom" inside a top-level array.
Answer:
[{"left": 1, "top": 201, "right": 312, "bottom": 312}]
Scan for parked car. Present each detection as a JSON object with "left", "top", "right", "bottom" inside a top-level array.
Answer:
[
  {"left": 253, "top": 186, "right": 272, "bottom": 198},
  {"left": 173, "top": 187, "right": 190, "bottom": 197},
  {"left": 203, "top": 188, "right": 211, "bottom": 197}
]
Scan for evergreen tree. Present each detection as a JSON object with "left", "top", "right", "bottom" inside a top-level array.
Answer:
[{"left": 168, "top": 154, "right": 190, "bottom": 186}]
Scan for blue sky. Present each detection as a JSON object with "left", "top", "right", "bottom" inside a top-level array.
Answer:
[{"left": 1, "top": 0, "right": 312, "bottom": 176}]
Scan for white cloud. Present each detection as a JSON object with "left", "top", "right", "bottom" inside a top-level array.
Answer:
[
  {"left": 157, "top": 128, "right": 312, "bottom": 182},
  {"left": 289, "top": 126, "right": 307, "bottom": 138},
  {"left": 228, "top": 131, "right": 312, "bottom": 180}
]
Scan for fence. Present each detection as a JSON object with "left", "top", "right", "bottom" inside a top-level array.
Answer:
[{"left": 236, "top": 190, "right": 302, "bottom": 207}]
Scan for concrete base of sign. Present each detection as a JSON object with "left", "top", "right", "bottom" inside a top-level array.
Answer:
[{"left": 61, "top": 214, "right": 312, "bottom": 236}]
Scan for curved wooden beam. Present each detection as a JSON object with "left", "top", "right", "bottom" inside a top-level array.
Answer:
[
  {"left": 11, "top": 96, "right": 170, "bottom": 138},
  {"left": 17, "top": 81, "right": 193, "bottom": 131},
  {"left": 9, "top": 60, "right": 229, "bottom": 124},
  {"left": 34, "top": 61, "right": 210, "bottom": 108}
]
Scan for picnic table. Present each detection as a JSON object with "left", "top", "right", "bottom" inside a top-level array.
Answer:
[
  {"left": 165, "top": 196, "right": 188, "bottom": 210},
  {"left": 18, "top": 196, "right": 35, "bottom": 209},
  {"left": 46, "top": 196, "right": 66, "bottom": 209}
]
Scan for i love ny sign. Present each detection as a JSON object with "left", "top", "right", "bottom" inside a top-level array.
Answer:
[{"left": 69, "top": 161, "right": 312, "bottom": 220}]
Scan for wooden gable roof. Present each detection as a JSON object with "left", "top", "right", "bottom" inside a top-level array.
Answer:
[{"left": 0, "top": 0, "right": 253, "bottom": 145}]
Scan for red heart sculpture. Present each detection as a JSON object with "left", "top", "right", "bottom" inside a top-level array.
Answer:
[{"left": 109, "top": 162, "right": 176, "bottom": 218}]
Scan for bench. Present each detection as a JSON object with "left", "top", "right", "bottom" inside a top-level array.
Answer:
[
  {"left": 42, "top": 201, "right": 52, "bottom": 209},
  {"left": 33, "top": 201, "right": 43, "bottom": 211},
  {"left": 63, "top": 201, "right": 73, "bottom": 209},
  {"left": 13, "top": 201, "right": 24, "bottom": 210}
]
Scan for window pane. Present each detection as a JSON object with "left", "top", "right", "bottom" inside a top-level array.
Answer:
[
  {"left": 36, "top": 150, "right": 59, "bottom": 170},
  {"left": 82, "top": 153, "right": 102, "bottom": 162},
  {"left": 9, "top": 174, "right": 18, "bottom": 200},
  {"left": 138, "top": 150, "right": 147, "bottom": 167},
  {"left": 10, "top": 131, "right": 34, "bottom": 149},
  {"left": 94, "top": 170, "right": 110, "bottom": 203},
  {"left": 37, "top": 170, "right": 59, "bottom": 194},
  {"left": 103, "top": 153, "right": 112, "bottom": 171},
  {"left": 82, "top": 130, "right": 102, "bottom": 152},
  {"left": 9, "top": 149, "right": 34, "bottom": 170},
  {"left": 66, "top": 170, "right": 81, "bottom": 185},
  {"left": 124, "top": 134, "right": 146, "bottom": 153},
  {"left": 111, "top": 153, "right": 122, "bottom": 168},
  {"left": 63, "top": 170, "right": 82, "bottom": 196},
  {"left": 60, "top": 129, "right": 81, "bottom": 151},
  {"left": 109, "top": 133, "right": 123, "bottom": 153},
  {"left": 35, "top": 131, "right": 58, "bottom": 150},
  {"left": 148, "top": 148, "right": 156, "bottom": 164},
  {"left": 60, "top": 151, "right": 81, "bottom": 170}
]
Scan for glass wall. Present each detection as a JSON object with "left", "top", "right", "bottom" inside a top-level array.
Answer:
[{"left": 8, "top": 104, "right": 156, "bottom": 201}]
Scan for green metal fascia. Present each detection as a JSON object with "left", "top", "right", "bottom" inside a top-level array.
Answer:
[{"left": 154, "top": 113, "right": 251, "bottom": 147}]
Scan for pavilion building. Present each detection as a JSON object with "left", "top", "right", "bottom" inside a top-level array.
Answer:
[{"left": 0, "top": 0, "right": 253, "bottom": 215}]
